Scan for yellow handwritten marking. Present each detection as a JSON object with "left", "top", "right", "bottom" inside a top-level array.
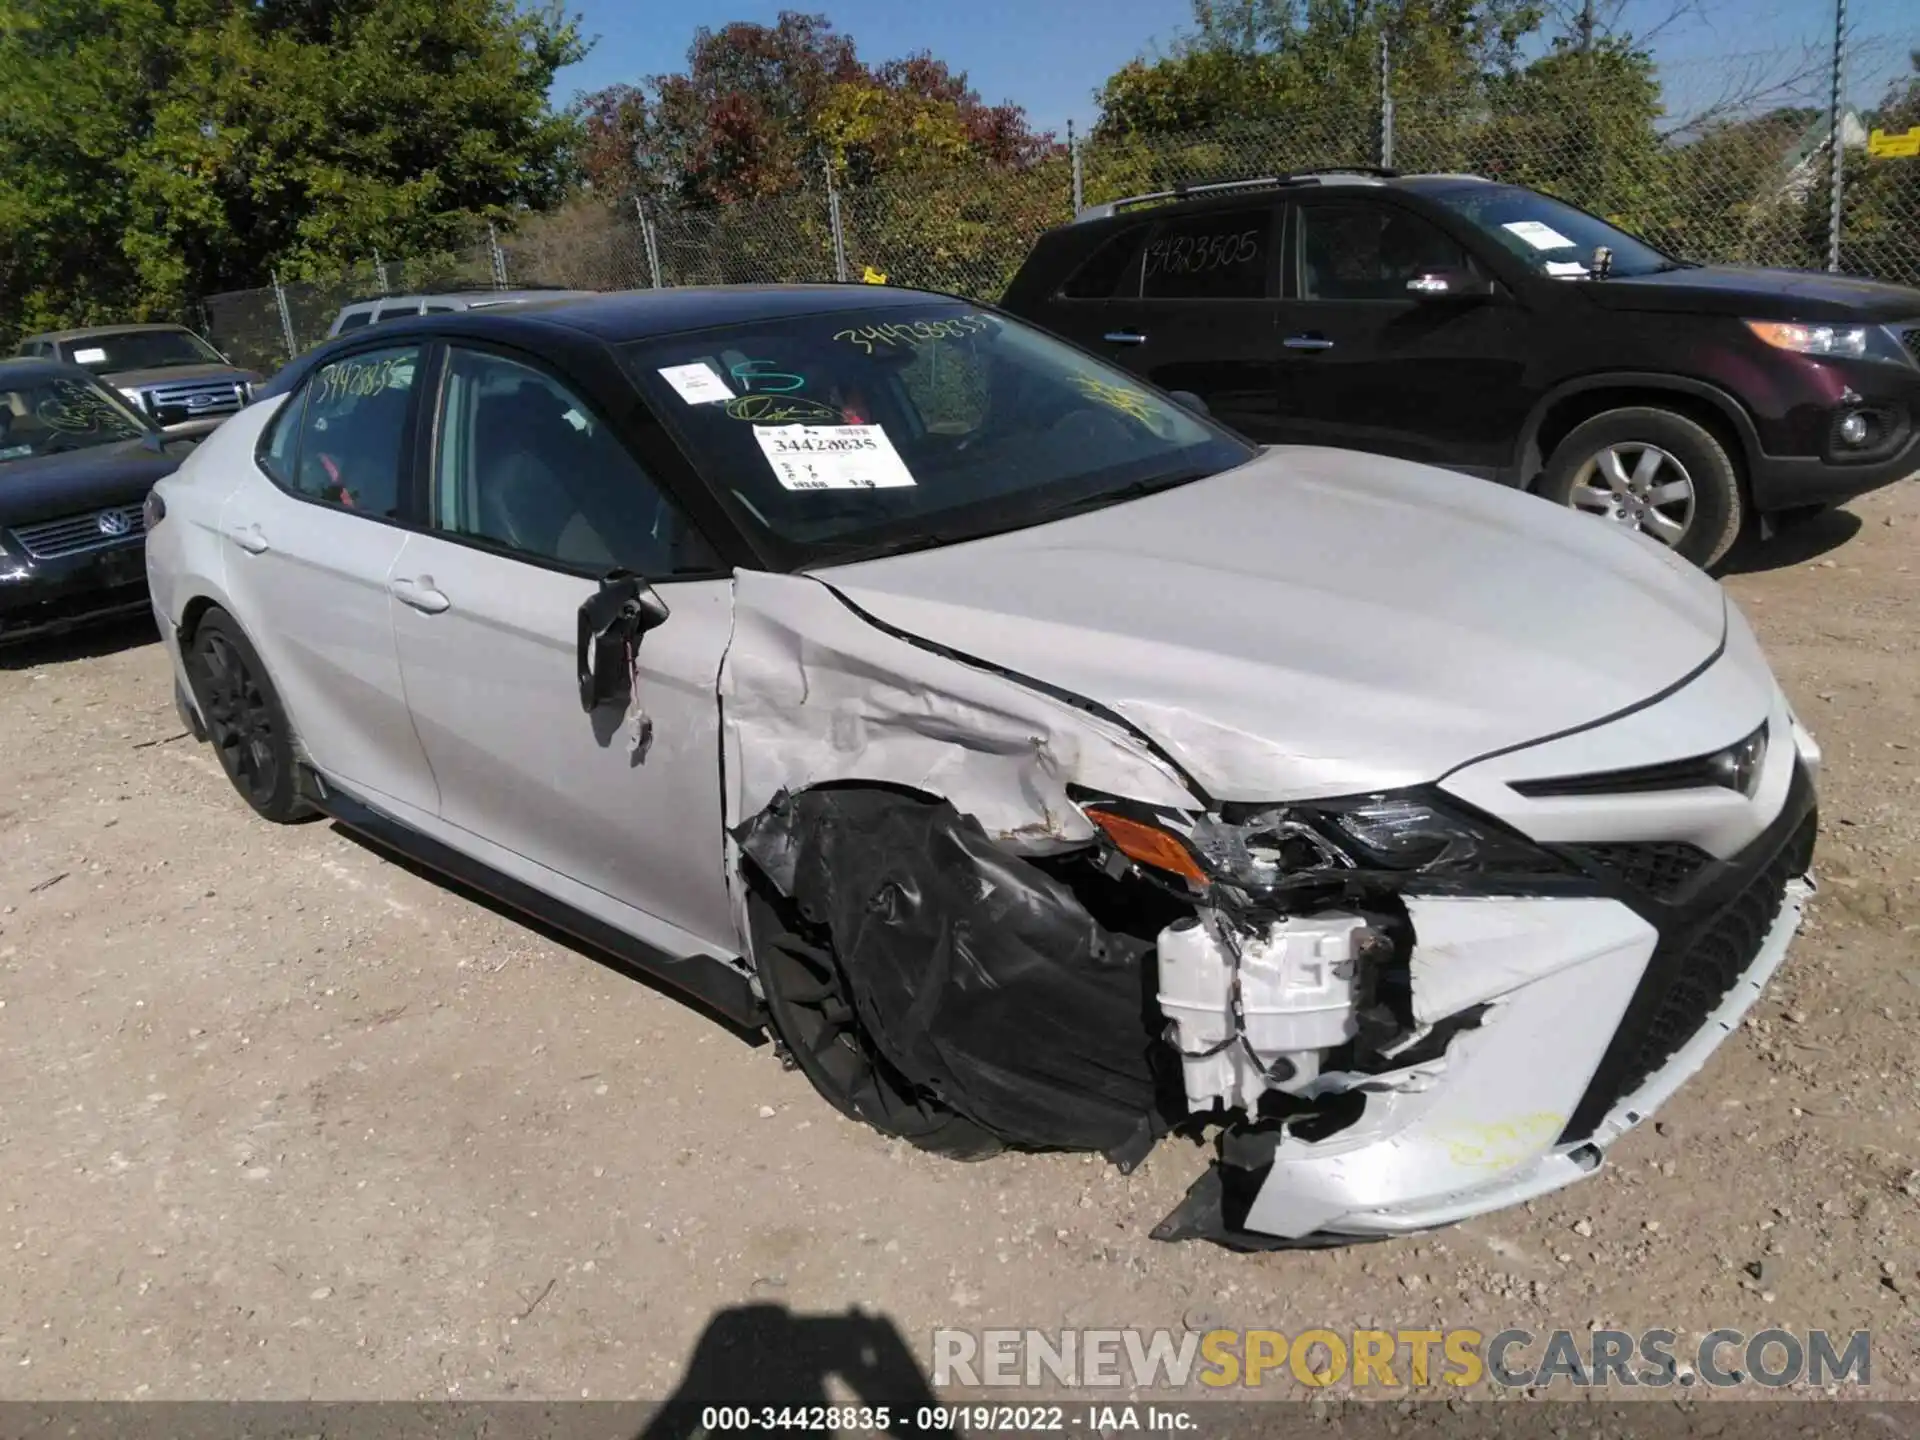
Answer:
[
  {"left": 861, "top": 265, "right": 888, "bottom": 284},
  {"left": 1069, "top": 372, "right": 1175, "bottom": 433},
  {"left": 1436, "top": 1113, "right": 1565, "bottom": 1170}
]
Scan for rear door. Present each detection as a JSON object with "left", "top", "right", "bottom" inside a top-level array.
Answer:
[
  {"left": 387, "top": 341, "right": 737, "bottom": 952},
  {"left": 1081, "top": 204, "right": 1286, "bottom": 440},
  {"left": 1270, "top": 196, "right": 1534, "bottom": 474},
  {"left": 216, "top": 342, "right": 440, "bottom": 814}
]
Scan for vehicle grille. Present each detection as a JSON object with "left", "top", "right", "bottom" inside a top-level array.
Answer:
[
  {"left": 144, "top": 378, "right": 245, "bottom": 427},
  {"left": 1561, "top": 840, "right": 1712, "bottom": 900},
  {"left": 1561, "top": 809, "right": 1816, "bottom": 1142},
  {"left": 9, "top": 504, "right": 146, "bottom": 559}
]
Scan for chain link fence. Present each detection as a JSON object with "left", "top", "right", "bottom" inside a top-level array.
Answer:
[{"left": 201, "top": 40, "right": 1919, "bottom": 371}]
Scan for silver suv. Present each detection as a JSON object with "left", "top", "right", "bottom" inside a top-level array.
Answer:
[
  {"left": 13, "top": 324, "right": 262, "bottom": 437},
  {"left": 326, "top": 287, "right": 595, "bottom": 338}
]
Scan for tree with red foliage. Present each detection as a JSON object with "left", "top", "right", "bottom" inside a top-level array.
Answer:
[{"left": 577, "top": 10, "right": 1053, "bottom": 205}]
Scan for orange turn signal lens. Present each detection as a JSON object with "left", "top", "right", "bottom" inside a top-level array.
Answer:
[{"left": 1085, "top": 809, "right": 1209, "bottom": 886}]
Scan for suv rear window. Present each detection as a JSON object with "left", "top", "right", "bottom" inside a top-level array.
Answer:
[
  {"left": 1060, "top": 227, "right": 1147, "bottom": 299},
  {"left": 1142, "top": 207, "right": 1274, "bottom": 300}
]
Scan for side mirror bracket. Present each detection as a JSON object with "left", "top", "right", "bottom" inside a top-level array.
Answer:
[{"left": 576, "top": 569, "right": 670, "bottom": 713}]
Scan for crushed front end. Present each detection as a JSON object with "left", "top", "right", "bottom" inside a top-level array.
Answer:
[{"left": 1126, "top": 690, "right": 1819, "bottom": 1247}]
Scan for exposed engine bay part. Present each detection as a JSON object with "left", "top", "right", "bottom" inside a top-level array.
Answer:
[
  {"left": 736, "top": 787, "right": 1188, "bottom": 1158},
  {"left": 1158, "top": 911, "right": 1377, "bottom": 1110},
  {"left": 1153, "top": 895, "right": 1662, "bottom": 1245},
  {"left": 719, "top": 572, "right": 1201, "bottom": 853}
]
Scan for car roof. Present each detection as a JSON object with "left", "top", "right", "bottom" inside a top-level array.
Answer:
[
  {"left": 0, "top": 356, "right": 98, "bottom": 384},
  {"left": 494, "top": 283, "right": 955, "bottom": 341},
  {"left": 265, "top": 284, "right": 973, "bottom": 400},
  {"left": 19, "top": 322, "right": 196, "bottom": 343}
]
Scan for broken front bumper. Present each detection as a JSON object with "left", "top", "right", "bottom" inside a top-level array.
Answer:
[{"left": 1164, "top": 761, "right": 1817, "bottom": 1246}]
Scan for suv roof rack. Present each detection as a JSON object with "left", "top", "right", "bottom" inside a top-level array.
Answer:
[{"left": 1075, "top": 167, "right": 1401, "bottom": 222}]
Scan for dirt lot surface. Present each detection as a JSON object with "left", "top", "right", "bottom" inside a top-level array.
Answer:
[{"left": 2, "top": 489, "right": 1917, "bottom": 1405}]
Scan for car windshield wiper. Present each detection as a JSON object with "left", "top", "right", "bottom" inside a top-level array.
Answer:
[{"left": 1027, "top": 467, "right": 1218, "bottom": 524}]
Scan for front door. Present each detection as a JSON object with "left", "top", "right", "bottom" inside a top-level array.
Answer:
[
  {"left": 1092, "top": 201, "right": 1288, "bottom": 441},
  {"left": 388, "top": 342, "right": 737, "bottom": 954},
  {"left": 217, "top": 342, "right": 440, "bottom": 814},
  {"left": 1271, "top": 197, "right": 1533, "bottom": 475}
]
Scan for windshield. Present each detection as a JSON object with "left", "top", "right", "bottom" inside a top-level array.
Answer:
[
  {"left": 1427, "top": 184, "right": 1681, "bottom": 280},
  {"left": 622, "top": 302, "right": 1254, "bottom": 567},
  {"left": 63, "top": 329, "right": 224, "bottom": 372},
  {"left": 0, "top": 375, "right": 149, "bottom": 463}
]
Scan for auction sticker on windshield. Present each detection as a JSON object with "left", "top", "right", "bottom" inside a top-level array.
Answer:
[
  {"left": 658, "top": 362, "right": 733, "bottom": 405},
  {"left": 1503, "top": 220, "right": 1575, "bottom": 251},
  {"left": 753, "top": 423, "right": 917, "bottom": 491}
]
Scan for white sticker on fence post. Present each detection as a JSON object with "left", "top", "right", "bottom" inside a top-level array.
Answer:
[
  {"left": 657, "top": 362, "right": 734, "bottom": 405},
  {"left": 1502, "top": 220, "right": 1576, "bottom": 252},
  {"left": 753, "top": 424, "right": 917, "bottom": 491}
]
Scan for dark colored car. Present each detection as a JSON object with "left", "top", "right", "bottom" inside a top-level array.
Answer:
[
  {"left": 0, "top": 358, "right": 188, "bottom": 643},
  {"left": 14, "top": 323, "right": 263, "bottom": 438},
  {"left": 1002, "top": 169, "right": 1920, "bottom": 567}
]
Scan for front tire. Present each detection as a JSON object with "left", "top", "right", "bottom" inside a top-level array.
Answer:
[
  {"left": 184, "top": 609, "right": 313, "bottom": 824},
  {"left": 746, "top": 887, "right": 1002, "bottom": 1161},
  {"left": 1538, "top": 407, "right": 1744, "bottom": 569}
]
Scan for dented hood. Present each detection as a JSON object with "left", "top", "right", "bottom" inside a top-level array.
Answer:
[{"left": 816, "top": 446, "right": 1727, "bottom": 803}]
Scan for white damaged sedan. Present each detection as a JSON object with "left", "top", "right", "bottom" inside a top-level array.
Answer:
[{"left": 144, "top": 286, "right": 1817, "bottom": 1247}]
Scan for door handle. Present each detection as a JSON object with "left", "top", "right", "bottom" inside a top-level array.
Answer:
[
  {"left": 1283, "top": 335, "right": 1336, "bottom": 351},
  {"left": 1102, "top": 331, "right": 1149, "bottom": 346},
  {"left": 390, "top": 576, "right": 451, "bottom": 614},
  {"left": 226, "top": 523, "right": 269, "bottom": 554}
]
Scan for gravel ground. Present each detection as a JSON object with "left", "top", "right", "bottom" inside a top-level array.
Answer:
[{"left": 1, "top": 489, "right": 1916, "bottom": 1404}]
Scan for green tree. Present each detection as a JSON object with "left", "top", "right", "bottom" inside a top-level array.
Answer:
[{"left": 0, "top": 0, "right": 583, "bottom": 337}]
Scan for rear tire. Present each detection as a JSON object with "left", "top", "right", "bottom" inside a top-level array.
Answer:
[
  {"left": 1538, "top": 407, "right": 1744, "bottom": 569},
  {"left": 747, "top": 887, "right": 1002, "bottom": 1161},
  {"left": 183, "top": 609, "right": 314, "bottom": 824}
]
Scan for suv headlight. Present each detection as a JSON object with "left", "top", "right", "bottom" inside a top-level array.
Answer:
[
  {"left": 1083, "top": 791, "right": 1567, "bottom": 893},
  {"left": 1745, "top": 320, "right": 1913, "bottom": 367}
]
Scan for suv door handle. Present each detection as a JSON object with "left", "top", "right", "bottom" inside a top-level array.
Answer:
[
  {"left": 1283, "top": 334, "right": 1336, "bottom": 351},
  {"left": 225, "top": 523, "right": 269, "bottom": 554},
  {"left": 1103, "top": 331, "right": 1149, "bottom": 345},
  {"left": 390, "top": 576, "right": 451, "bottom": 614}
]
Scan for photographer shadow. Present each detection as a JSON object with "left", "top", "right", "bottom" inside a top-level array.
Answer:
[{"left": 641, "top": 1304, "right": 953, "bottom": 1440}]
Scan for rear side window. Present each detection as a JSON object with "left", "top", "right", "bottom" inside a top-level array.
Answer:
[
  {"left": 272, "top": 344, "right": 422, "bottom": 518},
  {"left": 373, "top": 302, "right": 422, "bottom": 325},
  {"left": 422, "top": 302, "right": 458, "bottom": 314},
  {"left": 336, "top": 311, "right": 372, "bottom": 332},
  {"left": 1060, "top": 227, "right": 1147, "bottom": 299},
  {"left": 1142, "top": 206, "right": 1274, "bottom": 300}
]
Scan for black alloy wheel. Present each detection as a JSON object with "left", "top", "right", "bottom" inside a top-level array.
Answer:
[{"left": 185, "top": 610, "right": 312, "bottom": 823}]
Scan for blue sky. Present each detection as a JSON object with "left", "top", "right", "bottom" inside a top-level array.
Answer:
[{"left": 551, "top": 0, "right": 1917, "bottom": 134}]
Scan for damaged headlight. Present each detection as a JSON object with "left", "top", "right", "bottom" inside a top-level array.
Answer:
[{"left": 1086, "top": 791, "right": 1566, "bottom": 893}]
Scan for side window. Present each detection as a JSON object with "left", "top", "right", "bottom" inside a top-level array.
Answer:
[
  {"left": 433, "top": 347, "right": 717, "bottom": 576},
  {"left": 1060, "top": 227, "right": 1147, "bottom": 299},
  {"left": 1141, "top": 207, "right": 1274, "bottom": 300},
  {"left": 373, "top": 302, "right": 421, "bottom": 325},
  {"left": 335, "top": 310, "right": 372, "bottom": 332},
  {"left": 1299, "top": 203, "right": 1478, "bottom": 301},
  {"left": 282, "top": 344, "right": 420, "bottom": 517},
  {"left": 421, "top": 302, "right": 457, "bottom": 314},
  {"left": 258, "top": 385, "right": 309, "bottom": 487}
]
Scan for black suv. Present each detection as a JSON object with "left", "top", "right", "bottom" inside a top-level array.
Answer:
[{"left": 1002, "top": 170, "right": 1920, "bottom": 567}]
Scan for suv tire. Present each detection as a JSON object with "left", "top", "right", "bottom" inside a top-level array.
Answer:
[
  {"left": 184, "top": 609, "right": 315, "bottom": 824},
  {"left": 1538, "top": 407, "right": 1744, "bottom": 569}
]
